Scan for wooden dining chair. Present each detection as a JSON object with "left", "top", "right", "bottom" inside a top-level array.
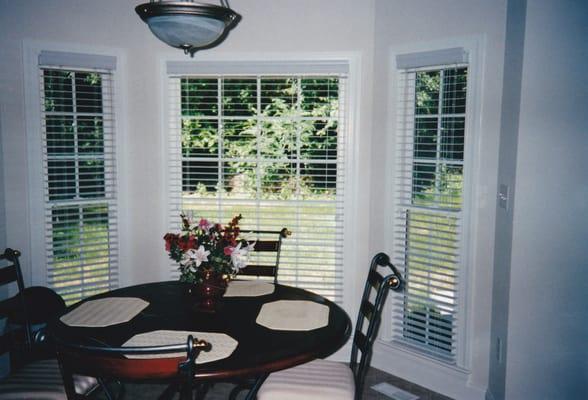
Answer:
[
  {"left": 238, "top": 228, "right": 290, "bottom": 284},
  {"left": 0, "top": 248, "right": 98, "bottom": 400},
  {"left": 256, "top": 252, "right": 403, "bottom": 400},
  {"left": 53, "top": 334, "right": 211, "bottom": 400}
]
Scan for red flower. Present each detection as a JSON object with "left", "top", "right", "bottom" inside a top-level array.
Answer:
[
  {"left": 178, "top": 234, "right": 197, "bottom": 252},
  {"left": 164, "top": 233, "right": 178, "bottom": 252}
]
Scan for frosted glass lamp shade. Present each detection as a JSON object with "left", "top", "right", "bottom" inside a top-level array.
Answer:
[
  {"left": 136, "top": 1, "right": 240, "bottom": 56},
  {"left": 147, "top": 15, "right": 226, "bottom": 49}
]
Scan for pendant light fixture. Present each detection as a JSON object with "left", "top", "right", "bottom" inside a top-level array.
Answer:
[{"left": 135, "top": 0, "right": 240, "bottom": 56}]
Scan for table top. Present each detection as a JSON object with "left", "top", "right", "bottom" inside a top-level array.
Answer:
[{"left": 48, "top": 280, "right": 351, "bottom": 381}]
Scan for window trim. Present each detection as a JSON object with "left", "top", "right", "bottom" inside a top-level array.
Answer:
[
  {"left": 159, "top": 54, "right": 363, "bottom": 342},
  {"left": 23, "top": 41, "right": 128, "bottom": 290},
  {"left": 381, "top": 37, "right": 484, "bottom": 380}
]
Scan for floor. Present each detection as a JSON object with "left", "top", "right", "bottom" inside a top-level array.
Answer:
[{"left": 93, "top": 367, "right": 453, "bottom": 400}]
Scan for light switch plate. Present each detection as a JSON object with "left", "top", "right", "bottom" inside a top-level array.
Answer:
[{"left": 498, "top": 183, "right": 509, "bottom": 211}]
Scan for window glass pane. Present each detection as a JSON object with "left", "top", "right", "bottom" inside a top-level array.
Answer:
[
  {"left": 438, "top": 164, "right": 462, "bottom": 209},
  {"left": 300, "top": 120, "right": 338, "bottom": 161},
  {"left": 300, "top": 162, "right": 337, "bottom": 196},
  {"left": 50, "top": 204, "right": 112, "bottom": 304},
  {"left": 75, "top": 72, "right": 103, "bottom": 113},
  {"left": 43, "top": 70, "right": 73, "bottom": 113},
  {"left": 48, "top": 160, "right": 76, "bottom": 201},
  {"left": 442, "top": 68, "right": 467, "bottom": 114},
  {"left": 301, "top": 78, "right": 339, "bottom": 117},
  {"left": 403, "top": 210, "right": 458, "bottom": 355},
  {"left": 411, "top": 163, "right": 436, "bottom": 205},
  {"left": 261, "top": 78, "right": 298, "bottom": 116},
  {"left": 222, "top": 120, "right": 257, "bottom": 158},
  {"left": 221, "top": 161, "right": 257, "bottom": 198},
  {"left": 260, "top": 120, "right": 297, "bottom": 159},
  {"left": 182, "top": 160, "right": 218, "bottom": 194},
  {"left": 182, "top": 119, "right": 218, "bottom": 158},
  {"left": 51, "top": 206, "right": 81, "bottom": 264},
  {"left": 78, "top": 160, "right": 105, "bottom": 198},
  {"left": 46, "top": 116, "right": 74, "bottom": 155},
  {"left": 257, "top": 161, "right": 294, "bottom": 198},
  {"left": 440, "top": 117, "right": 464, "bottom": 161},
  {"left": 77, "top": 116, "right": 104, "bottom": 154},
  {"left": 181, "top": 78, "right": 218, "bottom": 116},
  {"left": 415, "top": 71, "right": 440, "bottom": 115},
  {"left": 414, "top": 118, "right": 437, "bottom": 159},
  {"left": 222, "top": 78, "right": 257, "bottom": 116}
]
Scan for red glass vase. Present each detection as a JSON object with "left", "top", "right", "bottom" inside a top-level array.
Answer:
[{"left": 190, "top": 269, "right": 228, "bottom": 310}]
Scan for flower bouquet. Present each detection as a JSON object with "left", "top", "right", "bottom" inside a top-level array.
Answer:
[{"left": 164, "top": 214, "right": 254, "bottom": 285}]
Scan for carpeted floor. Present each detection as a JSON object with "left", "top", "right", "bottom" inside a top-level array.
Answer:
[{"left": 92, "top": 367, "right": 453, "bottom": 400}]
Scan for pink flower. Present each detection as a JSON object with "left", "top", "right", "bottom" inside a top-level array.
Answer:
[
  {"left": 198, "top": 218, "right": 213, "bottom": 232},
  {"left": 224, "top": 246, "right": 234, "bottom": 256}
]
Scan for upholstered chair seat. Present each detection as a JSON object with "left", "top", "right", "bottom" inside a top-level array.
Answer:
[
  {"left": 258, "top": 359, "right": 355, "bottom": 400},
  {"left": 0, "top": 359, "right": 97, "bottom": 400}
]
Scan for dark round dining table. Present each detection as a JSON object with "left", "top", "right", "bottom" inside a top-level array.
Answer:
[{"left": 48, "top": 280, "right": 351, "bottom": 385}]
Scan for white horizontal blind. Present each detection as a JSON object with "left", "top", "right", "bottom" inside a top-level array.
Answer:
[
  {"left": 39, "top": 63, "right": 118, "bottom": 305},
  {"left": 167, "top": 69, "right": 347, "bottom": 302},
  {"left": 392, "top": 63, "right": 468, "bottom": 363}
]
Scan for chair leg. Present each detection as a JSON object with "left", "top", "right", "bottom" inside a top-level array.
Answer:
[
  {"left": 158, "top": 383, "right": 179, "bottom": 400},
  {"left": 229, "top": 384, "right": 247, "bottom": 400},
  {"left": 194, "top": 382, "right": 211, "bottom": 400},
  {"left": 244, "top": 374, "right": 268, "bottom": 400},
  {"left": 179, "top": 382, "right": 193, "bottom": 400},
  {"left": 57, "top": 361, "right": 79, "bottom": 400},
  {"left": 97, "top": 378, "right": 125, "bottom": 400}
]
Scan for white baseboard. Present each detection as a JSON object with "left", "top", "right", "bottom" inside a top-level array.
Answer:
[{"left": 371, "top": 340, "right": 487, "bottom": 400}]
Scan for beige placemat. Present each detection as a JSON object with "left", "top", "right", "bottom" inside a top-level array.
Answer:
[
  {"left": 256, "top": 300, "right": 330, "bottom": 331},
  {"left": 122, "top": 330, "right": 238, "bottom": 363},
  {"left": 60, "top": 297, "right": 149, "bottom": 328},
  {"left": 224, "top": 280, "right": 275, "bottom": 297}
]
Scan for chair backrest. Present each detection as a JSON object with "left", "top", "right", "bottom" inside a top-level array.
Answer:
[
  {"left": 51, "top": 333, "right": 211, "bottom": 399},
  {"left": 350, "top": 252, "right": 403, "bottom": 399},
  {"left": 0, "top": 249, "right": 33, "bottom": 355},
  {"left": 238, "top": 228, "right": 290, "bottom": 284}
]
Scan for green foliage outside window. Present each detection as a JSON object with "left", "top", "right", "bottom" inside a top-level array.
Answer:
[{"left": 180, "top": 77, "right": 339, "bottom": 200}]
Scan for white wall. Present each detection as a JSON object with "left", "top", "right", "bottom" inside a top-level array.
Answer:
[
  {"left": 370, "top": 1, "right": 507, "bottom": 399},
  {"left": 504, "top": 0, "right": 588, "bottom": 398},
  {"left": 0, "top": 0, "right": 376, "bottom": 296}
]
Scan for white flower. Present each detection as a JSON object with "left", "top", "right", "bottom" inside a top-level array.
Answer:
[
  {"left": 230, "top": 242, "right": 251, "bottom": 272},
  {"left": 181, "top": 245, "right": 210, "bottom": 269}
]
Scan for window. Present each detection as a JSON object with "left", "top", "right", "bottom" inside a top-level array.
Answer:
[
  {"left": 392, "top": 48, "right": 469, "bottom": 363},
  {"left": 38, "top": 51, "right": 118, "bottom": 304},
  {"left": 167, "top": 61, "right": 348, "bottom": 302}
]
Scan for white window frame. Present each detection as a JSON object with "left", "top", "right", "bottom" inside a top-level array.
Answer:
[
  {"left": 376, "top": 38, "right": 485, "bottom": 399},
  {"left": 23, "top": 41, "right": 128, "bottom": 292},
  {"left": 159, "top": 54, "right": 363, "bottom": 331}
]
